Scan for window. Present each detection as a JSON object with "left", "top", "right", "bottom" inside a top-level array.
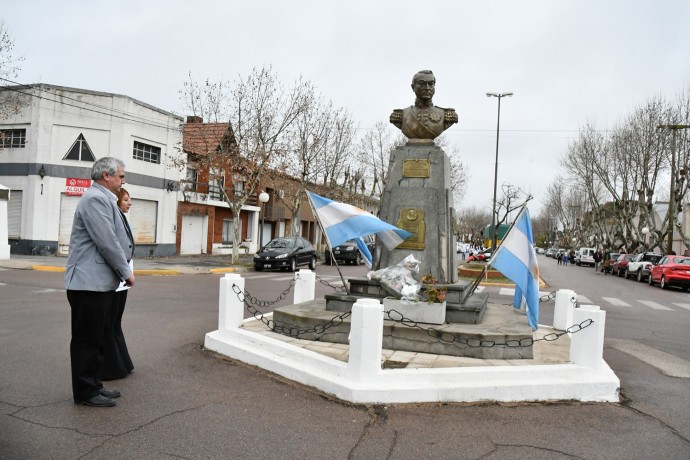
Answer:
[
  {"left": 184, "top": 167, "right": 198, "bottom": 192},
  {"left": 235, "top": 181, "right": 245, "bottom": 196},
  {"left": 222, "top": 219, "right": 241, "bottom": 244},
  {"left": 209, "top": 169, "right": 225, "bottom": 201},
  {"left": 132, "top": 141, "right": 161, "bottom": 164},
  {"left": 63, "top": 133, "right": 95, "bottom": 161},
  {"left": 0, "top": 129, "right": 26, "bottom": 149}
]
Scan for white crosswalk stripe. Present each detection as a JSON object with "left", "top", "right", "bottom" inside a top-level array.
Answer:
[
  {"left": 601, "top": 297, "right": 632, "bottom": 307},
  {"left": 672, "top": 303, "right": 690, "bottom": 311},
  {"left": 638, "top": 300, "right": 673, "bottom": 311}
]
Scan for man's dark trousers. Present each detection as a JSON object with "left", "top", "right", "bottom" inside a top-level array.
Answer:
[{"left": 67, "top": 290, "right": 118, "bottom": 400}]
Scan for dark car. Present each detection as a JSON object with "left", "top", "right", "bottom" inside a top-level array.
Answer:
[
  {"left": 648, "top": 255, "right": 690, "bottom": 290},
  {"left": 253, "top": 236, "right": 316, "bottom": 272},
  {"left": 324, "top": 239, "right": 375, "bottom": 265},
  {"left": 613, "top": 254, "right": 635, "bottom": 277}
]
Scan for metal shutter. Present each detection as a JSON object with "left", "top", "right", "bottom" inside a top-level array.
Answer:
[
  {"left": 58, "top": 194, "right": 82, "bottom": 255},
  {"left": 128, "top": 198, "right": 157, "bottom": 243},
  {"left": 8, "top": 190, "right": 22, "bottom": 238}
]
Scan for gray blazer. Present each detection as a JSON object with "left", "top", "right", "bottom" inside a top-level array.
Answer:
[{"left": 64, "top": 182, "right": 135, "bottom": 291}]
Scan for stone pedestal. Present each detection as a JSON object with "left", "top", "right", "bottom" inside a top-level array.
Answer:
[{"left": 376, "top": 143, "right": 456, "bottom": 283}]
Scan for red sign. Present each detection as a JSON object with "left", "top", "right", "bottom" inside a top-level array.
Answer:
[{"left": 65, "top": 178, "right": 92, "bottom": 196}]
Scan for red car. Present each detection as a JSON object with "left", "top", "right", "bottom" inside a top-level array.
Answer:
[
  {"left": 648, "top": 255, "right": 690, "bottom": 290},
  {"left": 613, "top": 254, "right": 635, "bottom": 277}
]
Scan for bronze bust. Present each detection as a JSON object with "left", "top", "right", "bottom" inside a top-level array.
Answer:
[{"left": 390, "top": 70, "right": 458, "bottom": 141}]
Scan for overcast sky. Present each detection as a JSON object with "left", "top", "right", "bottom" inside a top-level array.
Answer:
[{"left": 3, "top": 0, "right": 690, "bottom": 216}]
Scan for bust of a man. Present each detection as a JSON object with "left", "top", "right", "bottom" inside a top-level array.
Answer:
[{"left": 390, "top": 70, "right": 458, "bottom": 141}]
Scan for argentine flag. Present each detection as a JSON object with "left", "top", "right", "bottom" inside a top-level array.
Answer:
[
  {"left": 307, "top": 191, "right": 412, "bottom": 265},
  {"left": 489, "top": 207, "right": 540, "bottom": 330}
]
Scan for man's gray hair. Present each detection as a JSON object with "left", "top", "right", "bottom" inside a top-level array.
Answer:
[{"left": 91, "top": 157, "right": 125, "bottom": 180}]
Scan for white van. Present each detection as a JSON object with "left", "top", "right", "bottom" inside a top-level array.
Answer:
[{"left": 576, "top": 247, "right": 596, "bottom": 267}]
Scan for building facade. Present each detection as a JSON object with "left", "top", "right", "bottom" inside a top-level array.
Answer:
[{"left": 0, "top": 84, "right": 183, "bottom": 256}]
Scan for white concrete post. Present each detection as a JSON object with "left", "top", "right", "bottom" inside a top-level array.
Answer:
[
  {"left": 0, "top": 185, "right": 10, "bottom": 260},
  {"left": 553, "top": 289, "right": 576, "bottom": 330},
  {"left": 219, "top": 273, "right": 245, "bottom": 332},
  {"left": 347, "top": 298, "right": 384, "bottom": 382},
  {"left": 570, "top": 305, "right": 606, "bottom": 370},
  {"left": 293, "top": 269, "right": 315, "bottom": 304}
]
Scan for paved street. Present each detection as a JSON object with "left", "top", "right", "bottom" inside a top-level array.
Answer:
[{"left": 0, "top": 256, "right": 689, "bottom": 459}]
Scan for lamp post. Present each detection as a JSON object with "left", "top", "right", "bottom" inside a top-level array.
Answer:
[
  {"left": 641, "top": 226, "right": 649, "bottom": 250},
  {"left": 487, "top": 92, "right": 513, "bottom": 250},
  {"left": 657, "top": 124, "right": 690, "bottom": 254},
  {"left": 258, "top": 191, "right": 269, "bottom": 250}
]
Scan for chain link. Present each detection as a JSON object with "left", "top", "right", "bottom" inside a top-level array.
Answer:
[
  {"left": 231, "top": 283, "right": 595, "bottom": 348},
  {"left": 314, "top": 274, "right": 347, "bottom": 293}
]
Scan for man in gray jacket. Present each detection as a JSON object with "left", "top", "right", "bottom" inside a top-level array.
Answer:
[{"left": 65, "top": 157, "right": 135, "bottom": 407}]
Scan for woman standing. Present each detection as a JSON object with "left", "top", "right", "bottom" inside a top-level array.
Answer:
[{"left": 100, "top": 187, "right": 135, "bottom": 380}]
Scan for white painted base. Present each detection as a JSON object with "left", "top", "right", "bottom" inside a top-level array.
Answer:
[
  {"left": 382, "top": 298, "right": 446, "bottom": 325},
  {"left": 204, "top": 320, "right": 621, "bottom": 404},
  {"left": 0, "top": 244, "right": 9, "bottom": 260}
]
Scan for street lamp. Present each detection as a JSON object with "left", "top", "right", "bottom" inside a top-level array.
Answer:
[
  {"left": 657, "top": 124, "right": 690, "bottom": 254},
  {"left": 487, "top": 92, "right": 513, "bottom": 250},
  {"left": 258, "top": 191, "right": 269, "bottom": 250},
  {"left": 641, "top": 226, "right": 649, "bottom": 249}
]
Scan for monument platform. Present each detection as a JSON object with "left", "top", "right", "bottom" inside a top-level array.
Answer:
[{"left": 272, "top": 300, "right": 533, "bottom": 359}]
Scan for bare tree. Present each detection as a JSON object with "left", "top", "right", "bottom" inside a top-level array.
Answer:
[
  {"left": 456, "top": 206, "right": 490, "bottom": 247},
  {"left": 177, "top": 66, "right": 311, "bottom": 262},
  {"left": 0, "top": 20, "right": 26, "bottom": 138},
  {"left": 357, "top": 121, "right": 405, "bottom": 198}
]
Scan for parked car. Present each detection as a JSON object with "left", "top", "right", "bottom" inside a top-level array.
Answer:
[
  {"left": 324, "top": 239, "right": 375, "bottom": 265},
  {"left": 535, "top": 247, "right": 545, "bottom": 255},
  {"left": 648, "top": 255, "right": 690, "bottom": 290},
  {"left": 253, "top": 236, "right": 316, "bottom": 272},
  {"left": 601, "top": 252, "right": 620, "bottom": 274},
  {"left": 576, "top": 247, "right": 595, "bottom": 267},
  {"left": 545, "top": 248, "right": 557, "bottom": 258},
  {"left": 613, "top": 254, "right": 636, "bottom": 277},
  {"left": 625, "top": 252, "right": 662, "bottom": 281}
]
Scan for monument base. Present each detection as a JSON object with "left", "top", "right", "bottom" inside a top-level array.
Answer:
[{"left": 272, "top": 300, "right": 533, "bottom": 359}]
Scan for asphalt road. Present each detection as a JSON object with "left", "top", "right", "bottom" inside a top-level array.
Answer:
[{"left": 0, "top": 259, "right": 688, "bottom": 459}]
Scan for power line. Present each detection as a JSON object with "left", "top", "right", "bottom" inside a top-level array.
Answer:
[{"left": 0, "top": 78, "right": 183, "bottom": 132}]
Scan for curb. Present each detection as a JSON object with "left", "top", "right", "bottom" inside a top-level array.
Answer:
[{"left": 31, "top": 265, "right": 65, "bottom": 273}]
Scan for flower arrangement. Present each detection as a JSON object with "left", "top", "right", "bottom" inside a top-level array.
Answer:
[{"left": 420, "top": 274, "right": 447, "bottom": 303}]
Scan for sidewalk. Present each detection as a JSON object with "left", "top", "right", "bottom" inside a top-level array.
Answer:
[{"left": 0, "top": 253, "right": 253, "bottom": 275}]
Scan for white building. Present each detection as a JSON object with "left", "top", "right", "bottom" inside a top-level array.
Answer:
[{"left": 0, "top": 84, "right": 183, "bottom": 256}]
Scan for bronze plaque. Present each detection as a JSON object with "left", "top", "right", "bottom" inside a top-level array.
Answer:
[
  {"left": 402, "top": 159, "right": 430, "bottom": 178},
  {"left": 396, "top": 208, "right": 426, "bottom": 250}
]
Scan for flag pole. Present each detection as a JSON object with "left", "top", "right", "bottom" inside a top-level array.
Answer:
[{"left": 306, "top": 191, "right": 349, "bottom": 294}]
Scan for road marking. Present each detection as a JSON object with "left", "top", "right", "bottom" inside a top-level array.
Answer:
[
  {"left": 607, "top": 338, "right": 690, "bottom": 378},
  {"left": 34, "top": 288, "right": 64, "bottom": 293},
  {"left": 601, "top": 297, "right": 632, "bottom": 307},
  {"left": 672, "top": 303, "right": 690, "bottom": 311},
  {"left": 638, "top": 300, "right": 673, "bottom": 311}
]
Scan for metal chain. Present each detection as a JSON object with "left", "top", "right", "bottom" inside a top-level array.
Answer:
[
  {"left": 314, "top": 274, "right": 347, "bottom": 293},
  {"left": 244, "top": 275, "right": 298, "bottom": 309},
  {"left": 231, "top": 282, "right": 352, "bottom": 338},
  {"left": 232, "top": 283, "right": 594, "bottom": 348},
  {"left": 383, "top": 309, "right": 594, "bottom": 348}
]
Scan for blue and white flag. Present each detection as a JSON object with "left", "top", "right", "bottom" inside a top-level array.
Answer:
[
  {"left": 489, "top": 207, "right": 540, "bottom": 330},
  {"left": 307, "top": 191, "right": 412, "bottom": 265}
]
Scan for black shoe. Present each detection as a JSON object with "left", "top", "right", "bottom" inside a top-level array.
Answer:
[
  {"left": 75, "top": 395, "right": 117, "bottom": 407},
  {"left": 99, "top": 388, "right": 121, "bottom": 399}
]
